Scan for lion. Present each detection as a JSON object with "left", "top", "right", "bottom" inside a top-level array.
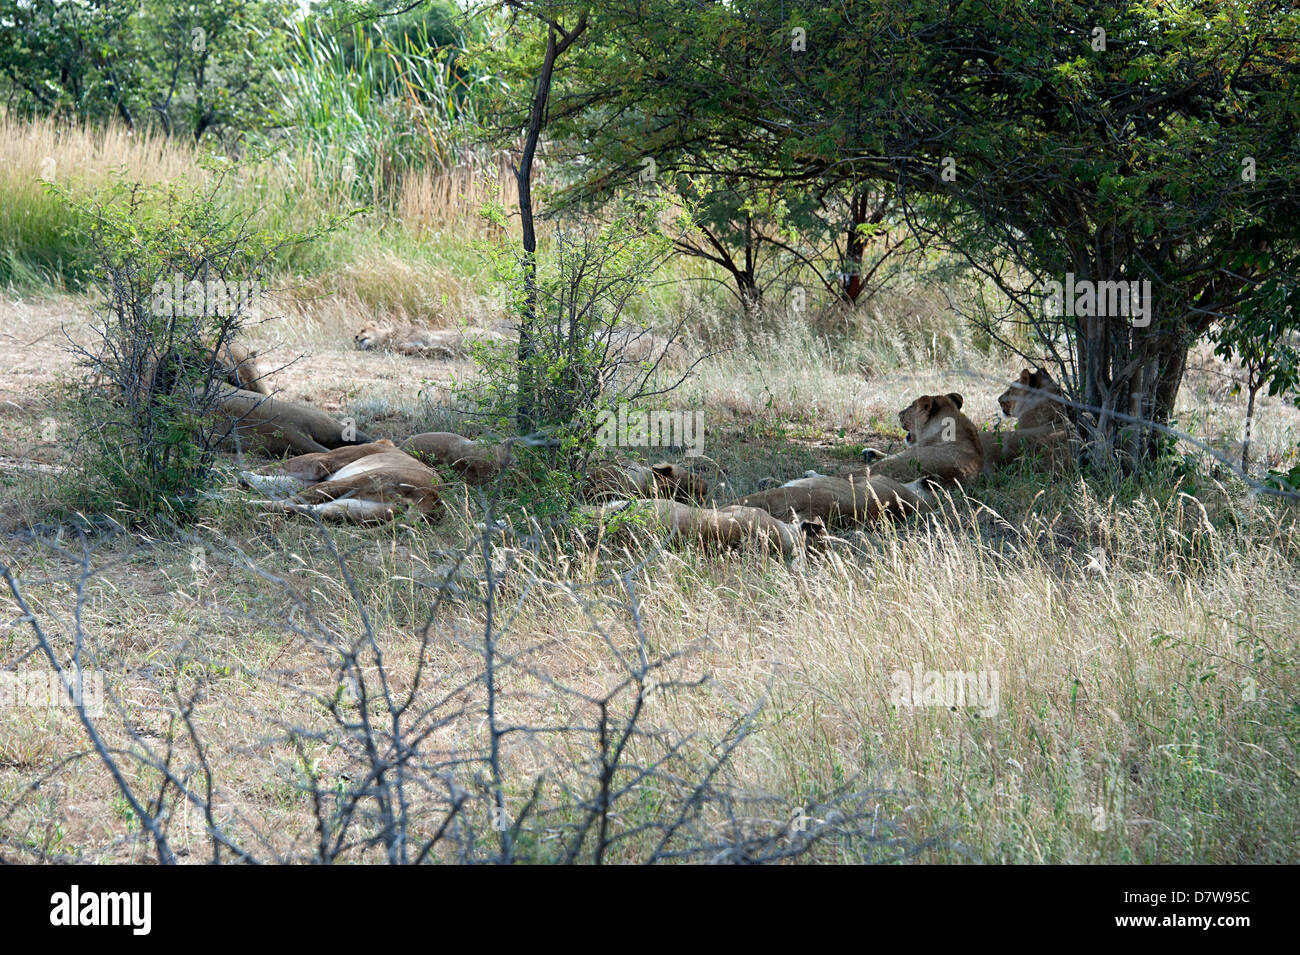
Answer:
[
  {"left": 859, "top": 392, "right": 983, "bottom": 488},
  {"left": 400, "top": 432, "right": 506, "bottom": 485},
  {"left": 588, "top": 499, "right": 823, "bottom": 559},
  {"left": 215, "top": 341, "right": 269, "bottom": 396},
  {"left": 210, "top": 386, "right": 375, "bottom": 457},
  {"left": 242, "top": 444, "right": 444, "bottom": 523},
  {"left": 728, "top": 469, "right": 932, "bottom": 528},
  {"left": 585, "top": 460, "right": 710, "bottom": 503},
  {"left": 238, "top": 439, "right": 396, "bottom": 495},
  {"left": 354, "top": 323, "right": 507, "bottom": 358},
  {"left": 996, "top": 367, "right": 1071, "bottom": 430},
  {"left": 93, "top": 338, "right": 269, "bottom": 402},
  {"left": 979, "top": 368, "right": 1077, "bottom": 476}
]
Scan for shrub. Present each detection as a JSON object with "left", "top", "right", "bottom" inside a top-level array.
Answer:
[
  {"left": 459, "top": 200, "right": 692, "bottom": 519},
  {"left": 56, "top": 167, "right": 307, "bottom": 523}
]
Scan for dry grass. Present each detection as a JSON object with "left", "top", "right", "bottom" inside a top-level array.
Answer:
[
  {"left": 2, "top": 288, "right": 1298, "bottom": 863},
  {"left": 1, "top": 116, "right": 1298, "bottom": 863},
  {"left": 397, "top": 159, "right": 520, "bottom": 240},
  {"left": 0, "top": 113, "right": 196, "bottom": 192},
  {"left": 2, "top": 460, "right": 1296, "bottom": 862},
  {"left": 283, "top": 253, "right": 502, "bottom": 331}
]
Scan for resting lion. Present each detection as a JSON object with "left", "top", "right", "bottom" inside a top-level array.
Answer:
[
  {"left": 279, "top": 438, "right": 398, "bottom": 483},
  {"left": 210, "top": 386, "right": 375, "bottom": 457},
  {"left": 588, "top": 499, "right": 823, "bottom": 559},
  {"left": 979, "top": 368, "right": 1077, "bottom": 476},
  {"left": 215, "top": 341, "right": 269, "bottom": 396},
  {"left": 240, "top": 441, "right": 443, "bottom": 523},
  {"left": 93, "top": 338, "right": 269, "bottom": 401},
  {"left": 354, "top": 323, "right": 507, "bottom": 358},
  {"left": 997, "top": 368, "right": 1071, "bottom": 429},
  {"left": 400, "top": 432, "right": 507, "bottom": 485},
  {"left": 729, "top": 470, "right": 931, "bottom": 529},
  {"left": 859, "top": 392, "right": 983, "bottom": 488},
  {"left": 585, "top": 460, "right": 709, "bottom": 503}
]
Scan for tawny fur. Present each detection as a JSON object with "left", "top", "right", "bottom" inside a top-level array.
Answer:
[
  {"left": 353, "top": 323, "right": 507, "bottom": 358},
  {"left": 400, "top": 432, "right": 506, "bottom": 485},
  {"left": 210, "top": 386, "right": 373, "bottom": 457},
  {"left": 979, "top": 369, "right": 1077, "bottom": 476},
  {"left": 585, "top": 460, "right": 709, "bottom": 503},
  {"left": 92, "top": 338, "right": 268, "bottom": 401},
  {"left": 859, "top": 393, "right": 983, "bottom": 487},
  {"left": 239, "top": 440, "right": 396, "bottom": 494},
  {"left": 215, "top": 341, "right": 269, "bottom": 396},
  {"left": 589, "top": 499, "right": 821, "bottom": 558},
  {"left": 997, "top": 368, "right": 1071, "bottom": 430},
  {"left": 729, "top": 471, "right": 930, "bottom": 528},
  {"left": 243, "top": 446, "right": 444, "bottom": 523},
  {"left": 281, "top": 439, "right": 397, "bottom": 482}
]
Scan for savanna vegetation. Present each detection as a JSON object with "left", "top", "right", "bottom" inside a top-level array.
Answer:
[{"left": 0, "top": 0, "right": 1296, "bottom": 865}]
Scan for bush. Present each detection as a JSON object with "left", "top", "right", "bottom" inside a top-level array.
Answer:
[
  {"left": 56, "top": 167, "right": 306, "bottom": 523},
  {"left": 459, "top": 200, "right": 692, "bottom": 519}
]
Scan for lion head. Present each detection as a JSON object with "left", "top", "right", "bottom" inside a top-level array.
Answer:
[
  {"left": 651, "top": 462, "right": 710, "bottom": 502},
  {"left": 899, "top": 393, "right": 967, "bottom": 447},
  {"left": 997, "top": 368, "right": 1061, "bottom": 418},
  {"left": 353, "top": 323, "right": 389, "bottom": 350}
]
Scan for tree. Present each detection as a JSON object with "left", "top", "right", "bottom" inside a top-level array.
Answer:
[
  {"left": 509, "top": 0, "right": 1300, "bottom": 463},
  {"left": 1212, "top": 278, "right": 1300, "bottom": 472},
  {"left": 475, "top": 0, "right": 588, "bottom": 432},
  {"left": 0, "top": 0, "right": 293, "bottom": 141},
  {"left": 0, "top": 0, "right": 143, "bottom": 126}
]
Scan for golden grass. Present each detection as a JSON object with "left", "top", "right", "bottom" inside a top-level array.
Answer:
[
  {"left": 397, "top": 158, "right": 520, "bottom": 239},
  {"left": 0, "top": 112, "right": 196, "bottom": 192},
  {"left": 1, "top": 116, "right": 1298, "bottom": 864},
  {"left": 3, "top": 470, "right": 1296, "bottom": 863}
]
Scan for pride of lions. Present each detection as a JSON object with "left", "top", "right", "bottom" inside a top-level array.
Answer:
[{"left": 208, "top": 338, "right": 1075, "bottom": 555}]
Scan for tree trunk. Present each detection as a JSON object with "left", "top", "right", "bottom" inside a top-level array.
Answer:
[
  {"left": 514, "top": 28, "right": 558, "bottom": 433},
  {"left": 510, "top": 14, "right": 588, "bottom": 433},
  {"left": 737, "top": 273, "right": 762, "bottom": 320},
  {"left": 842, "top": 191, "right": 867, "bottom": 303},
  {"left": 1242, "top": 377, "right": 1260, "bottom": 473},
  {"left": 1078, "top": 308, "right": 1189, "bottom": 466}
]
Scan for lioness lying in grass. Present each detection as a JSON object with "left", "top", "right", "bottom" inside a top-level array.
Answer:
[
  {"left": 401, "top": 432, "right": 507, "bottom": 485},
  {"left": 586, "top": 499, "right": 824, "bottom": 559},
  {"left": 211, "top": 387, "right": 375, "bottom": 457},
  {"left": 240, "top": 440, "right": 444, "bottom": 522},
  {"left": 729, "top": 470, "right": 931, "bottom": 528},
  {"left": 353, "top": 323, "right": 507, "bottom": 357},
  {"left": 857, "top": 392, "right": 983, "bottom": 490},
  {"left": 585, "top": 460, "right": 710, "bottom": 503}
]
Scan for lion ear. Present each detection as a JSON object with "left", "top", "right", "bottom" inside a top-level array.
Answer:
[
  {"left": 651, "top": 462, "right": 675, "bottom": 476},
  {"left": 946, "top": 392, "right": 964, "bottom": 410}
]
